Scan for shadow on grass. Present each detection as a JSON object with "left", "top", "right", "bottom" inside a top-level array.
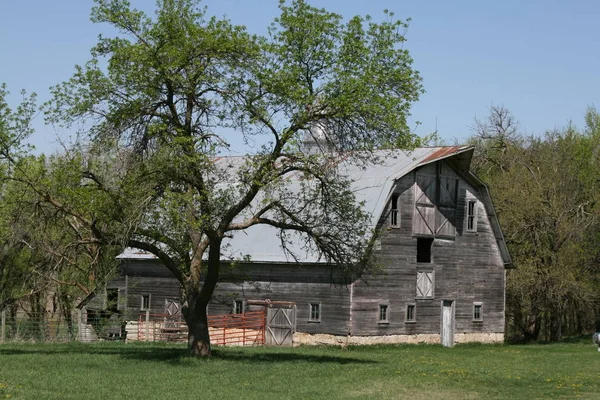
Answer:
[
  {"left": 504, "top": 333, "right": 595, "bottom": 346},
  {"left": 0, "top": 343, "right": 377, "bottom": 366}
]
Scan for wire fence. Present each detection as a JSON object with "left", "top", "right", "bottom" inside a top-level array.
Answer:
[
  {"left": 0, "top": 309, "right": 79, "bottom": 343},
  {"left": 0, "top": 309, "right": 267, "bottom": 346}
]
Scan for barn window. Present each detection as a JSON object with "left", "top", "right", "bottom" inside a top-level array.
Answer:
[
  {"left": 390, "top": 194, "right": 400, "bottom": 227},
  {"left": 467, "top": 200, "right": 478, "bottom": 232},
  {"left": 417, "top": 238, "right": 433, "bottom": 263},
  {"left": 473, "top": 302, "right": 483, "bottom": 322},
  {"left": 233, "top": 300, "right": 244, "bottom": 314},
  {"left": 140, "top": 294, "right": 151, "bottom": 311},
  {"left": 378, "top": 305, "right": 389, "bottom": 323},
  {"left": 309, "top": 303, "right": 321, "bottom": 322},
  {"left": 416, "top": 271, "right": 434, "bottom": 298},
  {"left": 405, "top": 304, "right": 416, "bottom": 322}
]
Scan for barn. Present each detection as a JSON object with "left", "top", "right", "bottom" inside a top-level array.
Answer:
[{"left": 93, "top": 146, "right": 513, "bottom": 346}]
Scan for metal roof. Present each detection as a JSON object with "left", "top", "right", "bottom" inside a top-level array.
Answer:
[{"left": 119, "top": 146, "right": 478, "bottom": 263}]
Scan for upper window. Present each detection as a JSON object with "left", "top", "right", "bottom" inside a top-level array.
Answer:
[
  {"left": 416, "top": 271, "right": 434, "bottom": 298},
  {"left": 473, "top": 302, "right": 483, "bottom": 322},
  {"left": 390, "top": 194, "right": 400, "bottom": 227},
  {"left": 141, "top": 294, "right": 151, "bottom": 311},
  {"left": 417, "top": 238, "right": 433, "bottom": 263},
  {"left": 309, "top": 303, "right": 321, "bottom": 322},
  {"left": 234, "top": 300, "right": 244, "bottom": 314},
  {"left": 467, "top": 200, "right": 478, "bottom": 232},
  {"left": 378, "top": 304, "right": 389, "bottom": 323}
]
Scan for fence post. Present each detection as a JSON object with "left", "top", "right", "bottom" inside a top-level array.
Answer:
[
  {"left": 1, "top": 309, "right": 6, "bottom": 343},
  {"left": 145, "top": 311, "right": 150, "bottom": 342}
]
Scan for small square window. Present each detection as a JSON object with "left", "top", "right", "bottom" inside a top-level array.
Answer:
[
  {"left": 390, "top": 194, "right": 400, "bottom": 227},
  {"left": 233, "top": 300, "right": 244, "bottom": 314},
  {"left": 406, "top": 304, "right": 416, "bottom": 323},
  {"left": 473, "top": 302, "right": 483, "bottom": 322},
  {"left": 417, "top": 238, "right": 433, "bottom": 263},
  {"left": 309, "top": 303, "right": 321, "bottom": 322},
  {"left": 141, "top": 295, "right": 151, "bottom": 311},
  {"left": 378, "top": 305, "right": 389, "bottom": 323},
  {"left": 467, "top": 200, "right": 478, "bottom": 232}
]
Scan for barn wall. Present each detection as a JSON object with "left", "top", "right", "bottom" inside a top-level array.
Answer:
[
  {"left": 115, "top": 260, "right": 352, "bottom": 336},
  {"left": 211, "top": 264, "right": 351, "bottom": 336},
  {"left": 120, "top": 260, "right": 181, "bottom": 319},
  {"left": 351, "top": 160, "right": 506, "bottom": 338}
]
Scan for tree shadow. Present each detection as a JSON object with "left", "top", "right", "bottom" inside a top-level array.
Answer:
[{"left": 0, "top": 343, "right": 377, "bottom": 366}]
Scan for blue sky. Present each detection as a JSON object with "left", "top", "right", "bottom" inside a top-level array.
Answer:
[{"left": 1, "top": 0, "right": 599, "bottom": 154}]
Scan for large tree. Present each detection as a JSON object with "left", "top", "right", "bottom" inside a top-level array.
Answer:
[{"left": 45, "top": 0, "right": 423, "bottom": 356}]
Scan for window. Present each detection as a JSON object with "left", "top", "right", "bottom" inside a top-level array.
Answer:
[
  {"left": 467, "top": 200, "right": 477, "bottom": 232},
  {"left": 473, "top": 302, "right": 483, "bottom": 322},
  {"left": 405, "top": 304, "right": 416, "bottom": 322},
  {"left": 141, "top": 295, "right": 151, "bottom": 311},
  {"left": 378, "top": 305, "right": 389, "bottom": 323},
  {"left": 234, "top": 300, "right": 244, "bottom": 314},
  {"left": 416, "top": 271, "right": 434, "bottom": 298},
  {"left": 309, "top": 303, "right": 321, "bottom": 322},
  {"left": 417, "top": 238, "right": 433, "bottom": 263},
  {"left": 390, "top": 194, "right": 400, "bottom": 227}
]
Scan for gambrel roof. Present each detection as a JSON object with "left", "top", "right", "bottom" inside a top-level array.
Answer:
[{"left": 119, "top": 146, "right": 513, "bottom": 268}]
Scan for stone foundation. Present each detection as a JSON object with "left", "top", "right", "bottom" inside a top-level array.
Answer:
[
  {"left": 293, "top": 332, "right": 503, "bottom": 346},
  {"left": 454, "top": 332, "right": 504, "bottom": 344}
]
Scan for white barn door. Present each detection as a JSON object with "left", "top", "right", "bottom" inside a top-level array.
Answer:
[{"left": 441, "top": 300, "right": 455, "bottom": 347}]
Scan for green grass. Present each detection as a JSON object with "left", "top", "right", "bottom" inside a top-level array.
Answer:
[{"left": 0, "top": 341, "right": 599, "bottom": 399}]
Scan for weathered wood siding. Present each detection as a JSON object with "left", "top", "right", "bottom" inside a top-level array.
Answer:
[
  {"left": 351, "top": 160, "right": 506, "bottom": 337},
  {"left": 120, "top": 260, "right": 181, "bottom": 319},
  {"left": 114, "top": 261, "right": 351, "bottom": 336},
  {"left": 211, "top": 264, "right": 351, "bottom": 336}
]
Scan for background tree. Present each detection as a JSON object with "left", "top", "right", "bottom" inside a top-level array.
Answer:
[
  {"left": 44, "top": 0, "right": 424, "bottom": 356},
  {"left": 1, "top": 84, "right": 142, "bottom": 338},
  {"left": 471, "top": 106, "right": 600, "bottom": 341}
]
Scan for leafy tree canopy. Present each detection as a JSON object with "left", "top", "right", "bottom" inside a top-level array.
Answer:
[{"left": 21, "top": 0, "right": 424, "bottom": 356}]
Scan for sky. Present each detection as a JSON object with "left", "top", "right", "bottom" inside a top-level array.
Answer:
[{"left": 1, "top": 0, "right": 599, "bottom": 154}]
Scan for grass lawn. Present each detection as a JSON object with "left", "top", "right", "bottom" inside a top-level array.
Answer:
[{"left": 0, "top": 340, "right": 599, "bottom": 399}]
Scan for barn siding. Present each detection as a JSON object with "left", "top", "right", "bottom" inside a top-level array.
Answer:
[
  {"left": 350, "top": 161, "right": 506, "bottom": 337},
  {"left": 211, "top": 264, "right": 351, "bottom": 336}
]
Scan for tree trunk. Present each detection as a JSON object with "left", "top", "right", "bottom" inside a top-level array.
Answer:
[
  {"left": 187, "top": 306, "right": 211, "bottom": 357},
  {"left": 184, "top": 238, "right": 222, "bottom": 357}
]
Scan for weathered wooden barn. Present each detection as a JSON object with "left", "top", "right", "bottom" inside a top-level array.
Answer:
[{"left": 93, "top": 146, "right": 513, "bottom": 346}]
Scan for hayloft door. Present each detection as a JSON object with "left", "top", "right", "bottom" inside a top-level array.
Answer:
[{"left": 441, "top": 300, "right": 455, "bottom": 347}]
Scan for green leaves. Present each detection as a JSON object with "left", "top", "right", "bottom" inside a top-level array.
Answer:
[{"left": 472, "top": 106, "right": 600, "bottom": 341}]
